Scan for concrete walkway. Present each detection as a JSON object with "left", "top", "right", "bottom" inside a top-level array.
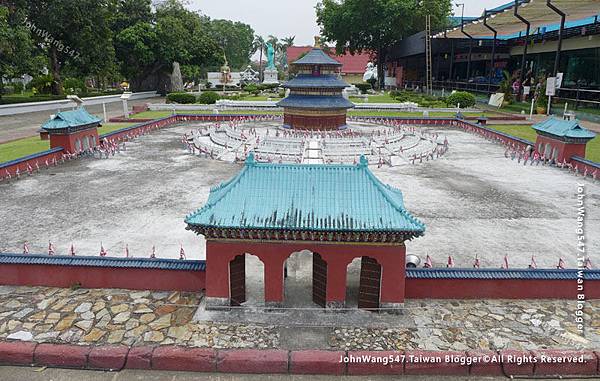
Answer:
[
  {"left": 0, "top": 97, "right": 165, "bottom": 144},
  {"left": 0, "top": 366, "right": 510, "bottom": 380}
]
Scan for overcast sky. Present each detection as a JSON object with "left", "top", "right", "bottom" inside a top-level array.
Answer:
[{"left": 190, "top": 0, "right": 510, "bottom": 45}]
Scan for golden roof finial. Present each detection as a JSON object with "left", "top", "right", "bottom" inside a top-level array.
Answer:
[{"left": 314, "top": 36, "right": 321, "bottom": 48}]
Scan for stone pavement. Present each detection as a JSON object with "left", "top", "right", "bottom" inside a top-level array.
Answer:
[{"left": 0, "top": 286, "right": 597, "bottom": 351}]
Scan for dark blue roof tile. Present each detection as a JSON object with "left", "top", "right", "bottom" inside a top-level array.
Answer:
[
  {"left": 0, "top": 253, "right": 205, "bottom": 271},
  {"left": 277, "top": 95, "right": 354, "bottom": 109}
]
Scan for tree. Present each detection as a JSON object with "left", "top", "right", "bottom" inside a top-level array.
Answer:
[
  {"left": 25, "top": 0, "right": 117, "bottom": 95},
  {"left": 0, "top": 4, "right": 44, "bottom": 98},
  {"left": 316, "top": 0, "right": 452, "bottom": 89},
  {"left": 280, "top": 36, "right": 295, "bottom": 71},
  {"left": 206, "top": 19, "right": 255, "bottom": 70},
  {"left": 252, "top": 35, "right": 265, "bottom": 81},
  {"left": 114, "top": 0, "right": 222, "bottom": 91}
]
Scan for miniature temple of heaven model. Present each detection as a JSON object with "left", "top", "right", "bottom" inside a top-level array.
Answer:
[
  {"left": 185, "top": 154, "right": 425, "bottom": 310},
  {"left": 277, "top": 37, "right": 354, "bottom": 130}
]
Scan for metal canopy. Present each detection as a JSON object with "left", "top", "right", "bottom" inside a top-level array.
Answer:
[{"left": 436, "top": 0, "right": 600, "bottom": 40}]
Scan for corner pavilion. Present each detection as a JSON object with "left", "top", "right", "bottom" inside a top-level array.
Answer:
[{"left": 186, "top": 154, "right": 425, "bottom": 310}]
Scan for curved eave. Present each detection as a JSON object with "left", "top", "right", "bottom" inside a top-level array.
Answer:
[{"left": 185, "top": 224, "right": 424, "bottom": 243}]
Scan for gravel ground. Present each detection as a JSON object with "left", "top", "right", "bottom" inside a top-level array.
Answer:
[{"left": 1, "top": 121, "right": 597, "bottom": 268}]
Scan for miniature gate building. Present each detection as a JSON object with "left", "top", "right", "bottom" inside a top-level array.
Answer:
[
  {"left": 533, "top": 116, "right": 596, "bottom": 162},
  {"left": 185, "top": 154, "right": 425, "bottom": 310},
  {"left": 41, "top": 107, "right": 102, "bottom": 154},
  {"left": 277, "top": 37, "right": 354, "bottom": 131}
]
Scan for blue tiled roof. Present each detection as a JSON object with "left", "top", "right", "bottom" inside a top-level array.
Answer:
[
  {"left": 277, "top": 94, "right": 354, "bottom": 109},
  {"left": 283, "top": 74, "right": 349, "bottom": 89},
  {"left": 42, "top": 107, "right": 101, "bottom": 131},
  {"left": 293, "top": 48, "right": 342, "bottom": 66},
  {"left": 533, "top": 117, "right": 596, "bottom": 139},
  {"left": 185, "top": 155, "right": 425, "bottom": 235},
  {"left": 0, "top": 253, "right": 205, "bottom": 271},
  {"left": 406, "top": 268, "right": 600, "bottom": 280}
]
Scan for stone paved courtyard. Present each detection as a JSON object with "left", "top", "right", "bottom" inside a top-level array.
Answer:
[{"left": 0, "top": 286, "right": 597, "bottom": 351}]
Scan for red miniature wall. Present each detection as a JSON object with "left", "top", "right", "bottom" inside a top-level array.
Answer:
[
  {"left": 0, "top": 263, "right": 205, "bottom": 292},
  {"left": 0, "top": 148, "right": 65, "bottom": 178},
  {"left": 49, "top": 128, "right": 99, "bottom": 153},
  {"left": 405, "top": 278, "right": 600, "bottom": 299}
]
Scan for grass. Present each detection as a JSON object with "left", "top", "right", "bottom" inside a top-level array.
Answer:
[
  {"left": 0, "top": 136, "right": 50, "bottom": 163},
  {"left": 350, "top": 94, "right": 397, "bottom": 103},
  {"left": 98, "top": 123, "right": 138, "bottom": 135},
  {"left": 237, "top": 95, "right": 282, "bottom": 101},
  {"left": 486, "top": 124, "right": 600, "bottom": 163},
  {"left": 0, "top": 123, "right": 137, "bottom": 163}
]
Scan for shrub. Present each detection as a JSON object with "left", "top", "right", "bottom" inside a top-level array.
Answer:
[
  {"left": 12, "top": 82, "right": 24, "bottom": 93},
  {"left": 166, "top": 92, "right": 197, "bottom": 104},
  {"left": 63, "top": 78, "right": 86, "bottom": 95},
  {"left": 446, "top": 91, "right": 476, "bottom": 108},
  {"left": 353, "top": 83, "right": 371, "bottom": 94},
  {"left": 244, "top": 83, "right": 260, "bottom": 96},
  {"left": 30, "top": 75, "right": 54, "bottom": 94},
  {"left": 197, "top": 91, "right": 220, "bottom": 104},
  {"left": 278, "top": 90, "right": 286, "bottom": 98}
]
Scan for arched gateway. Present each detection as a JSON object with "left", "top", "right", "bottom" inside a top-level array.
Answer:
[{"left": 185, "top": 154, "right": 425, "bottom": 311}]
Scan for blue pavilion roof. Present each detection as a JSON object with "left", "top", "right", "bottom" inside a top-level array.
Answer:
[
  {"left": 293, "top": 48, "right": 342, "bottom": 66},
  {"left": 277, "top": 94, "right": 354, "bottom": 109},
  {"left": 185, "top": 155, "right": 425, "bottom": 236},
  {"left": 283, "top": 74, "right": 349, "bottom": 89},
  {"left": 533, "top": 117, "right": 596, "bottom": 139},
  {"left": 42, "top": 107, "right": 101, "bottom": 131}
]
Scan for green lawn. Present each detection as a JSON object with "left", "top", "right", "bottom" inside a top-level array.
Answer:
[
  {"left": 237, "top": 95, "right": 282, "bottom": 101},
  {"left": 486, "top": 124, "right": 600, "bottom": 163},
  {"left": 0, "top": 136, "right": 50, "bottom": 163},
  {"left": 98, "top": 123, "right": 138, "bottom": 135},
  {"left": 0, "top": 123, "right": 136, "bottom": 163},
  {"left": 350, "top": 94, "right": 397, "bottom": 103}
]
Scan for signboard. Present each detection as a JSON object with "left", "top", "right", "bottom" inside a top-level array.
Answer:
[
  {"left": 546, "top": 77, "right": 556, "bottom": 96},
  {"left": 555, "top": 73, "right": 563, "bottom": 89},
  {"left": 489, "top": 93, "right": 504, "bottom": 108},
  {"left": 523, "top": 86, "right": 530, "bottom": 96}
]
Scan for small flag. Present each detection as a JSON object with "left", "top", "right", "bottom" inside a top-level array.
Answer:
[
  {"left": 424, "top": 255, "right": 432, "bottom": 268},
  {"left": 179, "top": 245, "right": 186, "bottom": 260},
  {"left": 150, "top": 245, "right": 156, "bottom": 259},
  {"left": 584, "top": 257, "right": 592, "bottom": 269},
  {"left": 501, "top": 255, "right": 509, "bottom": 269},
  {"left": 125, "top": 244, "right": 130, "bottom": 258},
  {"left": 447, "top": 255, "right": 454, "bottom": 268},
  {"left": 473, "top": 254, "right": 480, "bottom": 269},
  {"left": 529, "top": 255, "right": 537, "bottom": 269},
  {"left": 557, "top": 257, "right": 565, "bottom": 269},
  {"left": 23, "top": 242, "right": 29, "bottom": 254},
  {"left": 69, "top": 243, "right": 76, "bottom": 256},
  {"left": 100, "top": 243, "right": 107, "bottom": 257},
  {"left": 48, "top": 241, "right": 55, "bottom": 255}
]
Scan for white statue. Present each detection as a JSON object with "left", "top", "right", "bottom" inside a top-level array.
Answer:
[
  {"left": 240, "top": 65, "right": 259, "bottom": 84},
  {"left": 363, "top": 62, "right": 378, "bottom": 82}
]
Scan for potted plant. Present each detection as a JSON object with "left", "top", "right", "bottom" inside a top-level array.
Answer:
[
  {"left": 498, "top": 70, "right": 513, "bottom": 107},
  {"left": 536, "top": 80, "right": 548, "bottom": 115}
]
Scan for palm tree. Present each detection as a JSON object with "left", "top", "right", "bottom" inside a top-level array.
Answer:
[
  {"left": 281, "top": 36, "right": 296, "bottom": 71},
  {"left": 252, "top": 35, "right": 265, "bottom": 81}
]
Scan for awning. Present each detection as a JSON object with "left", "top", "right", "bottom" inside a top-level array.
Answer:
[{"left": 435, "top": 0, "right": 600, "bottom": 40}]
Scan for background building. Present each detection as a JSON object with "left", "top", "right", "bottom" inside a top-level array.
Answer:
[{"left": 387, "top": 0, "right": 600, "bottom": 104}]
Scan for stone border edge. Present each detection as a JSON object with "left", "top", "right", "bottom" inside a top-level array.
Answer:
[{"left": 0, "top": 343, "right": 599, "bottom": 376}]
